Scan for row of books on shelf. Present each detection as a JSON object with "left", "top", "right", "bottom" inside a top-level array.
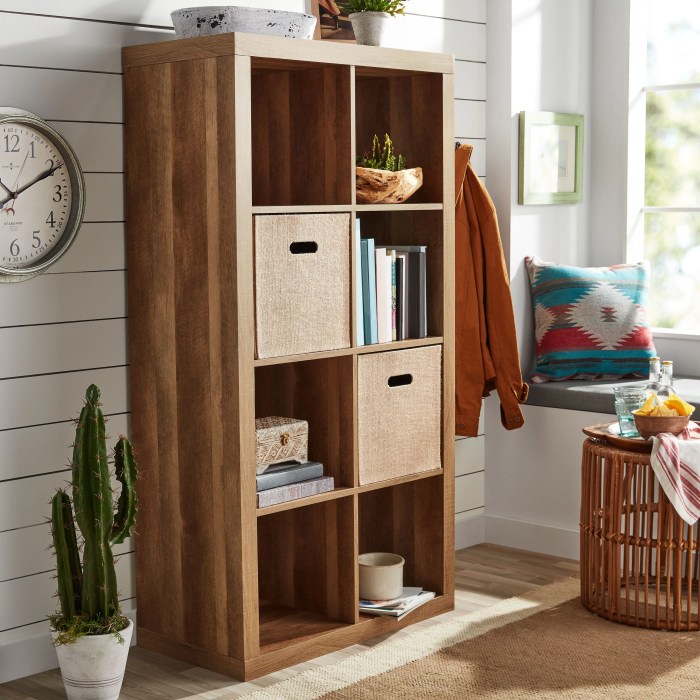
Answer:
[
  {"left": 359, "top": 587, "right": 436, "bottom": 619},
  {"left": 256, "top": 459, "right": 333, "bottom": 508},
  {"left": 355, "top": 222, "right": 428, "bottom": 346}
]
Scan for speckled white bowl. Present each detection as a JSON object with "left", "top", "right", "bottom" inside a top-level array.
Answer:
[{"left": 171, "top": 6, "right": 317, "bottom": 39}]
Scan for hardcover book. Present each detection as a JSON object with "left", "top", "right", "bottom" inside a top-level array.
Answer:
[
  {"left": 256, "top": 476, "right": 335, "bottom": 508},
  {"left": 256, "top": 460, "right": 324, "bottom": 492},
  {"left": 361, "top": 238, "right": 379, "bottom": 344},
  {"left": 354, "top": 220, "right": 365, "bottom": 346},
  {"left": 375, "top": 248, "right": 393, "bottom": 344}
]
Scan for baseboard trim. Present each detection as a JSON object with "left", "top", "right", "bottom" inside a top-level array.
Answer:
[
  {"left": 485, "top": 515, "right": 579, "bottom": 560},
  {"left": 0, "top": 608, "right": 137, "bottom": 685},
  {"left": 455, "top": 508, "right": 485, "bottom": 550}
]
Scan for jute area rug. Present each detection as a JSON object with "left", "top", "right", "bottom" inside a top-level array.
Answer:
[{"left": 247, "top": 578, "right": 700, "bottom": 699}]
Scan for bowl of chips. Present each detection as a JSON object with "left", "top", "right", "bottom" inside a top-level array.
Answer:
[{"left": 633, "top": 394, "right": 695, "bottom": 439}]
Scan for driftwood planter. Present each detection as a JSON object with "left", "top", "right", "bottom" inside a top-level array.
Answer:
[{"left": 356, "top": 166, "right": 423, "bottom": 204}]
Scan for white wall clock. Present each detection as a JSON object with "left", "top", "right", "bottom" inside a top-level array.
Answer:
[{"left": 0, "top": 107, "right": 85, "bottom": 282}]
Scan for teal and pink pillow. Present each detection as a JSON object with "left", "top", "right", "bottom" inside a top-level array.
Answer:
[{"left": 525, "top": 257, "right": 656, "bottom": 383}]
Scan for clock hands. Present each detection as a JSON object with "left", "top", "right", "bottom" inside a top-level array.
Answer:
[
  {"left": 3, "top": 152, "right": 29, "bottom": 215},
  {"left": 1, "top": 160, "right": 64, "bottom": 211},
  {"left": 0, "top": 178, "right": 12, "bottom": 198}
]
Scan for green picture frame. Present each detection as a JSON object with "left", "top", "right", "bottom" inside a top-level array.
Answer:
[{"left": 518, "top": 111, "right": 584, "bottom": 205}]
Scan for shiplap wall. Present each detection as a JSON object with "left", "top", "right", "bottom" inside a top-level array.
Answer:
[{"left": 0, "top": 0, "right": 486, "bottom": 683}]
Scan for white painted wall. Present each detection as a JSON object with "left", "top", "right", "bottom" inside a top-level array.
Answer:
[
  {"left": 0, "top": 1, "right": 486, "bottom": 684},
  {"left": 484, "top": 0, "right": 594, "bottom": 559},
  {"left": 483, "top": 0, "right": 698, "bottom": 559}
]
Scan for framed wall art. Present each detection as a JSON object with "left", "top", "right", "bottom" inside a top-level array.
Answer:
[
  {"left": 518, "top": 111, "right": 584, "bottom": 205},
  {"left": 307, "top": 0, "right": 356, "bottom": 41}
]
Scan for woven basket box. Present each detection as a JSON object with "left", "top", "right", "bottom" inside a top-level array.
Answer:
[
  {"left": 254, "top": 213, "right": 351, "bottom": 359},
  {"left": 255, "top": 416, "right": 309, "bottom": 475},
  {"left": 358, "top": 345, "right": 442, "bottom": 485}
]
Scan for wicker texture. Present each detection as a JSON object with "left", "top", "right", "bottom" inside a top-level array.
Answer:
[
  {"left": 358, "top": 346, "right": 442, "bottom": 485},
  {"left": 580, "top": 437, "right": 700, "bottom": 631},
  {"left": 254, "top": 214, "right": 351, "bottom": 359},
  {"left": 255, "top": 416, "right": 308, "bottom": 475}
]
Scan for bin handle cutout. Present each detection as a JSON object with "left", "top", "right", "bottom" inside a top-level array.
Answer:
[
  {"left": 388, "top": 373, "right": 413, "bottom": 388},
  {"left": 289, "top": 241, "right": 318, "bottom": 255}
]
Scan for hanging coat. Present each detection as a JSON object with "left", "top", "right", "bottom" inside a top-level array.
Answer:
[{"left": 455, "top": 144, "right": 528, "bottom": 437}]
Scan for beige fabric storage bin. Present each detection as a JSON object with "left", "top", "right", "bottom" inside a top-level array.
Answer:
[
  {"left": 255, "top": 213, "right": 351, "bottom": 359},
  {"left": 358, "top": 345, "right": 442, "bottom": 485}
]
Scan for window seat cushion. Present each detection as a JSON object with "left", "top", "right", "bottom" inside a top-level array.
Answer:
[{"left": 526, "top": 376, "right": 700, "bottom": 415}]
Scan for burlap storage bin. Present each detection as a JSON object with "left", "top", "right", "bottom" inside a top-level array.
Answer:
[
  {"left": 255, "top": 213, "right": 351, "bottom": 359},
  {"left": 358, "top": 345, "right": 442, "bottom": 485}
]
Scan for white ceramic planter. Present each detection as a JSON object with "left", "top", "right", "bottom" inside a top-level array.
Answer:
[
  {"left": 349, "top": 11, "right": 392, "bottom": 46},
  {"left": 53, "top": 619, "right": 133, "bottom": 700}
]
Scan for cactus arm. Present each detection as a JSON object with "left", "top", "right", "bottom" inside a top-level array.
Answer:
[
  {"left": 51, "top": 490, "right": 83, "bottom": 618},
  {"left": 73, "top": 385, "right": 118, "bottom": 619},
  {"left": 110, "top": 436, "right": 138, "bottom": 546}
]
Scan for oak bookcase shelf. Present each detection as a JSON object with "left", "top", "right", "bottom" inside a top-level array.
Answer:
[{"left": 123, "top": 32, "right": 455, "bottom": 681}]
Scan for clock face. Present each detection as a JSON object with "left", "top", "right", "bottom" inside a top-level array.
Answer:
[{"left": 0, "top": 122, "right": 72, "bottom": 269}]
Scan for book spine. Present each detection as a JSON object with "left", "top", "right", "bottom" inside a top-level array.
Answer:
[
  {"left": 367, "top": 238, "right": 378, "bottom": 344},
  {"left": 390, "top": 249, "right": 397, "bottom": 341},
  {"left": 257, "top": 476, "right": 335, "bottom": 508},
  {"left": 395, "top": 256, "right": 404, "bottom": 341},
  {"left": 375, "top": 249, "right": 392, "bottom": 344},
  {"left": 408, "top": 252, "right": 420, "bottom": 338},
  {"left": 256, "top": 461, "right": 324, "bottom": 491},
  {"left": 354, "top": 220, "right": 365, "bottom": 346},
  {"left": 419, "top": 250, "right": 427, "bottom": 338}
]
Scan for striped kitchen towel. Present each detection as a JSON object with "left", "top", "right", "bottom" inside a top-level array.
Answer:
[{"left": 650, "top": 423, "right": 700, "bottom": 525}]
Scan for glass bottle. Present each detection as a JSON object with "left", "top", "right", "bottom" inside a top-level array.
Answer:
[
  {"left": 644, "top": 356, "right": 662, "bottom": 404},
  {"left": 657, "top": 360, "right": 675, "bottom": 403}
]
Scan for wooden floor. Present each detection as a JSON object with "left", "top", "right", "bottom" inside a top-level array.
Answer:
[{"left": 1, "top": 544, "right": 578, "bottom": 699}]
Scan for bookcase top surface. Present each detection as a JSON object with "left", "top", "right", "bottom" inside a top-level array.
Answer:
[{"left": 122, "top": 31, "right": 454, "bottom": 74}]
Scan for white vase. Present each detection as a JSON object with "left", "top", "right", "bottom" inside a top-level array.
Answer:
[
  {"left": 53, "top": 619, "right": 133, "bottom": 700},
  {"left": 349, "top": 11, "right": 392, "bottom": 46}
]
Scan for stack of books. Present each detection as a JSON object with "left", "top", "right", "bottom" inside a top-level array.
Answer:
[
  {"left": 359, "top": 587, "right": 436, "bottom": 619},
  {"left": 355, "top": 222, "right": 428, "bottom": 346},
  {"left": 256, "top": 460, "right": 334, "bottom": 508}
]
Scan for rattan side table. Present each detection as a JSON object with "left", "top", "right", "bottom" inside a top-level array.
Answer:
[{"left": 580, "top": 424, "right": 699, "bottom": 631}]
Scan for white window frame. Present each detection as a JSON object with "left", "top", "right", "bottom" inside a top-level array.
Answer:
[{"left": 626, "top": 0, "right": 700, "bottom": 343}]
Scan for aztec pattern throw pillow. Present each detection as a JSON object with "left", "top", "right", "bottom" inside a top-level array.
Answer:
[{"left": 525, "top": 257, "right": 656, "bottom": 382}]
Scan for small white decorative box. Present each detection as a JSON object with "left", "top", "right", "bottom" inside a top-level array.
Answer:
[{"left": 255, "top": 416, "right": 309, "bottom": 475}]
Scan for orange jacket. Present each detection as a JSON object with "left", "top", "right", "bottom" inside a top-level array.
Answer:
[{"left": 455, "top": 144, "right": 528, "bottom": 437}]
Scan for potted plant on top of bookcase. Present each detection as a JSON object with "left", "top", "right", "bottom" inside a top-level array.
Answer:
[
  {"left": 49, "top": 385, "right": 138, "bottom": 700},
  {"left": 356, "top": 133, "right": 423, "bottom": 204},
  {"left": 341, "top": 0, "right": 406, "bottom": 46}
]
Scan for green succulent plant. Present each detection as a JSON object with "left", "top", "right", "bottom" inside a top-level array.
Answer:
[
  {"left": 49, "top": 385, "right": 138, "bottom": 645},
  {"left": 341, "top": 0, "right": 406, "bottom": 16},
  {"left": 357, "top": 133, "right": 407, "bottom": 172}
]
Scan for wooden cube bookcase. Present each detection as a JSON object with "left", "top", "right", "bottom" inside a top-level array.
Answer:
[{"left": 122, "top": 32, "right": 455, "bottom": 681}]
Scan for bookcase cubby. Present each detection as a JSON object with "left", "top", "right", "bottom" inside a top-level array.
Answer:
[{"left": 123, "top": 33, "right": 455, "bottom": 681}]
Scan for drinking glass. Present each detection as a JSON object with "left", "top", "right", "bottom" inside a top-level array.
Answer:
[{"left": 614, "top": 386, "right": 646, "bottom": 437}]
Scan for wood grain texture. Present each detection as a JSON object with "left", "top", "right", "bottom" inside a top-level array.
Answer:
[
  {"left": 255, "top": 357, "right": 354, "bottom": 488},
  {"left": 251, "top": 64, "right": 351, "bottom": 206},
  {"left": 356, "top": 72, "right": 446, "bottom": 204},
  {"left": 122, "top": 33, "right": 455, "bottom": 74},
  {"left": 123, "top": 34, "right": 453, "bottom": 681}
]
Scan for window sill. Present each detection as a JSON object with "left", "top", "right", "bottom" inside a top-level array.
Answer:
[{"left": 652, "top": 328, "right": 700, "bottom": 341}]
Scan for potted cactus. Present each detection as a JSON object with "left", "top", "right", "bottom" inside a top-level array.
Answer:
[
  {"left": 49, "top": 385, "right": 138, "bottom": 700},
  {"left": 356, "top": 133, "right": 423, "bottom": 203},
  {"left": 341, "top": 0, "right": 406, "bottom": 46}
]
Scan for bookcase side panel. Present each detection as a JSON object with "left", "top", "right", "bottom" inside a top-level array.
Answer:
[
  {"left": 440, "top": 71, "right": 456, "bottom": 597},
  {"left": 124, "top": 54, "right": 258, "bottom": 663},
  {"left": 125, "top": 60, "right": 186, "bottom": 644}
]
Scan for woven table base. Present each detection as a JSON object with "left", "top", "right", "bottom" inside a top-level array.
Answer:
[{"left": 581, "top": 437, "right": 700, "bottom": 631}]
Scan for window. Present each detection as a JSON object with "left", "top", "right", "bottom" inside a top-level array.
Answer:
[{"left": 644, "top": 1, "right": 700, "bottom": 333}]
